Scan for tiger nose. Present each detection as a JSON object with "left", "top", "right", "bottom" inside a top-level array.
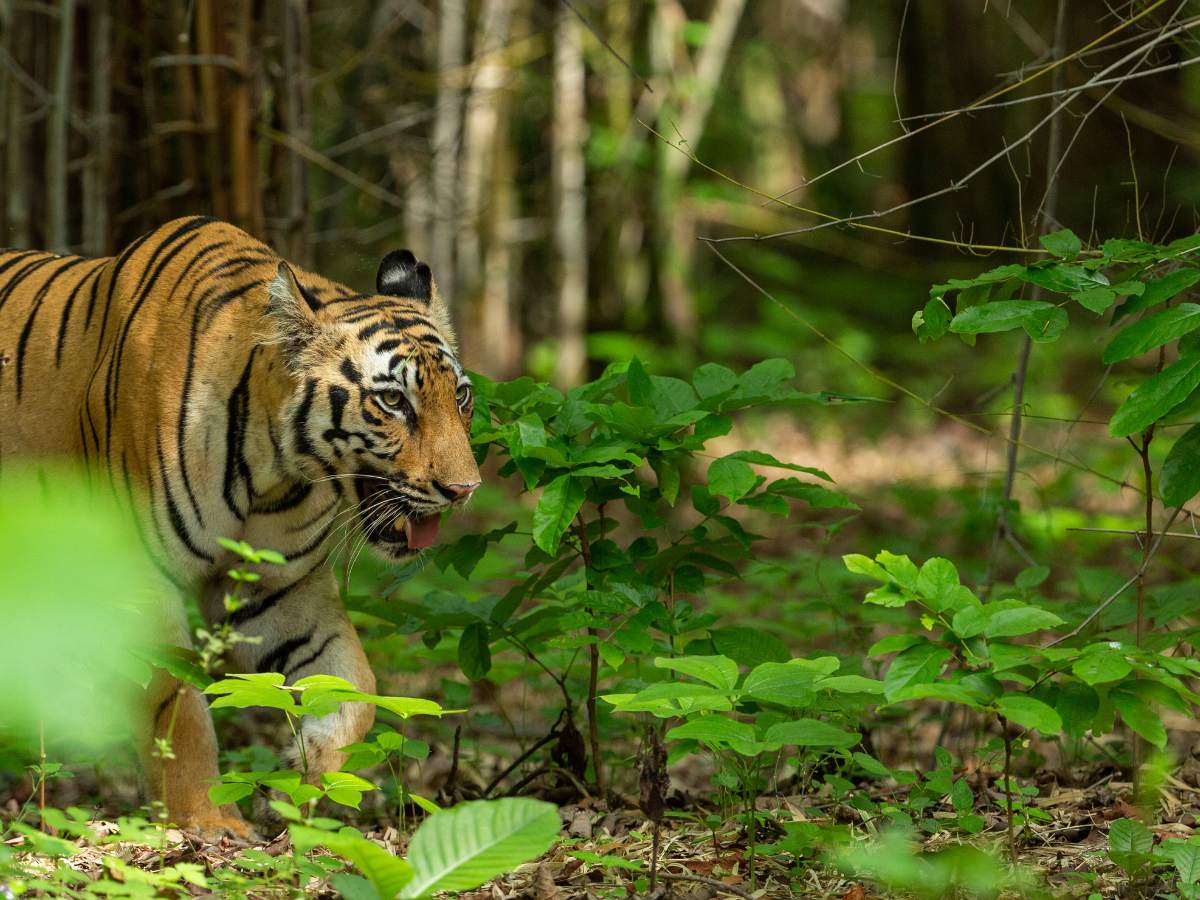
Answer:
[{"left": 436, "top": 480, "right": 481, "bottom": 501}]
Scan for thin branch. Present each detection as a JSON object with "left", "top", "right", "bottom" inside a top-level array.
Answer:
[
  {"left": 1067, "top": 527, "right": 1200, "bottom": 540},
  {"left": 559, "top": 0, "right": 651, "bottom": 92},
  {"left": 757, "top": 0, "right": 1172, "bottom": 204},
  {"left": 257, "top": 123, "right": 405, "bottom": 210},
  {"left": 1047, "top": 505, "right": 1183, "bottom": 647}
]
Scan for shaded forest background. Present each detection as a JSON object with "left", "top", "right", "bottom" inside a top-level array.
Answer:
[{"left": 2, "top": 0, "right": 1196, "bottom": 391}]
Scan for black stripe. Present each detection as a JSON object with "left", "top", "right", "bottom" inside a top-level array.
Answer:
[
  {"left": 339, "top": 358, "right": 361, "bottom": 385},
  {"left": 257, "top": 627, "right": 317, "bottom": 675},
  {"left": 0, "top": 255, "right": 60, "bottom": 314},
  {"left": 15, "top": 257, "right": 88, "bottom": 398},
  {"left": 249, "top": 478, "right": 313, "bottom": 515},
  {"left": 222, "top": 348, "right": 258, "bottom": 520},
  {"left": 56, "top": 260, "right": 107, "bottom": 366},
  {"left": 285, "top": 634, "right": 338, "bottom": 677},
  {"left": 155, "top": 438, "right": 214, "bottom": 562},
  {"left": 227, "top": 561, "right": 321, "bottom": 626}
]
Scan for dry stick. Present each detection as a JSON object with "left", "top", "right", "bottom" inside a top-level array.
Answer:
[
  {"left": 1067, "top": 527, "right": 1200, "bottom": 540},
  {"left": 483, "top": 727, "right": 560, "bottom": 797},
  {"left": 258, "top": 123, "right": 405, "bottom": 210},
  {"left": 983, "top": 0, "right": 1070, "bottom": 595},
  {"left": 657, "top": 873, "right": 756, "bottom": 900},
  {"left": 701, "top": 243, "right": 1139, "bottom": 494}
]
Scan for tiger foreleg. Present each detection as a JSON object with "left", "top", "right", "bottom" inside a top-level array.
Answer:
[
  {"left": 221, "top": 568, "right": 376, "bottom": 835},
  {"left": 139, "top": 665, "right": 260, "bottom": 843}
]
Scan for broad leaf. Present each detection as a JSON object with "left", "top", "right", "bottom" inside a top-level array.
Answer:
[
  {"left": 983, "top": 606, "right": 1063, "bottom": 638},
  {"left": 764, "top": 719, "right": 860, "bottom": 748},
  {"left": 1103, "top": 303, "right": 1200, "bottom": 363},
  {"left": 532, "top": 475, "right": 585, "bottom": 554},
  {"left": 458, "top": 622, "right": 492, "bottom": 682},
  {"left": 707, "top": 457, "right": 757, "bottom": 502},
  {"left": 950, "top": 300, "right": 1055, "bottom": 334},
  {"left": 666, "top": 716, "right": 758, "bottom": 755},
  {"left": 400, "top": 799, "right": 560, "bottom": 898},
  {"left": 1112, "top": 689, "right": 1168, "bottom": 748},
  {"left": 1161, "top": 422, "right": 1200, "bottom": 507},
  {"left": 1109, "top": 353, "right": 1200, "bottom": 437},
  {"left": 654, "top": 655, "right": 738, "bottom": 691},
  {"left": 1057, "top": 681, "right": 1099, "bottom": 740},
  {"left": 1023, "top": 306, "right": 1068, "bottom": 343},
  {"left": 1072, "top": 650, "right": 1132, "bottom": 685},
  {"left": 743, "top": 663, "right": 819, "bottom": 708},
  {"left": 709, "top": 627, "right": 790, "bottom": 668},
  {"left": 994, "top": 693, "right": 1061, "bottom": 736},
  {"left": 1039, "top": 229, "right": 1081, "bottom": 260}
]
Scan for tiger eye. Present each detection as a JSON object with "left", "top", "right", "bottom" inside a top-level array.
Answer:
[
  {"left": 456, "top": 384, "right": 471, "bottom": 403},
  {"left": 381, "top": 389, "right": 404, "bottom": 408}
]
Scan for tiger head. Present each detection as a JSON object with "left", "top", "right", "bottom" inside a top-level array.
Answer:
[{"left": 267, "top": 251, "right": 481, "bottom": 560}]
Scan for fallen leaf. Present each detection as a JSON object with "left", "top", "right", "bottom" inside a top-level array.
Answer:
[
  {"left": 535, "top": 862, "right": 559, "bottom": 900},
  {"left": 842, "top": 884, "right": 867, "bottom": 900}
]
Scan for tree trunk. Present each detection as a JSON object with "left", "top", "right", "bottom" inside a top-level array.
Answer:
[
  {"left": 480, "top": 87, "right": 518, "bottom": 380},
  {"left": 194, "top": 0, "right": 226, "bottom": 220},
  {"left": 47, "top": 0, "right": 77, "bottom": 253},
  {"left": 82, "top": 0, "right": 110, "bottom": 257},
  {"left": 282, "top": 0, "right": 310, "bottom": 263},
  {"left": 4, "top": 3, "right": 28, "bottom": 248},
  {"left": 656, "top": 0, "right": 746, "bottom": 342},
  {"left": 430, "top": 0, "right": 465, "bottom": 299},
  {"left": 552, "top": 0, "right": 587, "bottom": 388},
  {"left": 457, "top": 0, "right": 512, "bottom": 301}
]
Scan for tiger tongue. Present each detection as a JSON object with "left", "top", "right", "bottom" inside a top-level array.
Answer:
[{"left": 403, "top": 513, "right": 442, "bottom": 549}]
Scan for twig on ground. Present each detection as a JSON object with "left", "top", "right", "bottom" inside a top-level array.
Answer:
[{"left": 656, "top": 873, "right": 756, "bottom": 900}]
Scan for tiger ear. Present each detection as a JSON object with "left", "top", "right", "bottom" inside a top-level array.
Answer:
[
  {"left": 376, "top": 250, "right": 432, "bottom": 300},
  {"left": 268, "top": 261, "right": 322, "bottom": 366},
  {"left": 376, "top": 249, "right": 456, "bottom": 350}
]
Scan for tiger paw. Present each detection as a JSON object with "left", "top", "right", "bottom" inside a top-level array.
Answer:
[{"left": 178, "top": 814, "right": 261, "bottom": 845}]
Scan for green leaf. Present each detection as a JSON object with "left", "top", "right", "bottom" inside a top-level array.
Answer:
[
  {"left": 1072, "top": 649, "right": 1132, "bottom": 685},
  {"left": 1023, "top": 306, "right": 1068, "bottom": 343},
  {"left": 743, "top": 663, "right": 819, "bottom": 708},
  {"left": 720, "top": 450, "right": 833, "bottom": 482},
  {"left": 693, "top": 363, "right": 739, "bottom": 399},
  {"left": 853, "top": 752, "right": 891, "bottom": 777},
  {"left": 1014, "top": 565, "right": 1050, "bottom": 589},
  {"left": 1057, "top": 682, "right": 1099, "bottom": 740},
  {"left": 950, "top": 777, "right": 974, "bottom": 812},
  {"left": 208, "top": 782, "right": 255, "bottom": 806},
  {"left": 950, "top": 300, "right": 1054, "bottom": 334},
  {"left": 1103, "top": 303, "right": 1200, "bottom": 364},
  {"left": 884, "top": 644, "right": 951, "bottom": 697},
  {"left": 914, "top": 297, "right": 952, "bottom": 343},
  {"left": 709, "top": 627, "right": 791, "bottom": 668},
  {"left": 994, "top": 693, "right": 1061, "bottom": 736},
  {"left": 877, "top": 551, "right": 918, "bottom": 591},
  {"left": 626, "top": 358, "right": 654, "bottom": 407},
  {"left": 1039, "top": 229, "right": 1082, "bottom": 260},
  {"left": 1071, "top": 287, "right": 1116, "bottom": 313},
  {"left": 983, "top": 606, "right": 1063, "bottom": 638},
  {"left": 458, "top": 622, "right": 492, "bottom": 682},
  {"left": 532, "top": 475, "right": 585, "bottom": 555},
  {"left": 1109, "top": 818, "right": 1153, "bottom": 854},
  {"left": 844, "top": 554, "right": 890, "bottom": 582},
  {"left": 568, "top": 851, "right": 644, "bottom": 871},
  {"left": 1117, "top": 269, "right": 1200, "bottom": 322},
  {"left": 707, "top": 457, "right": 757, "bottom": 502},
  {"left": 1112, "top": 689, "right": 1168, "bottom": 747},
  {"left": 654, "top": 655, "right": 738, "bottom": 691},
  {"left": 1170, "top": 842, "right": 1200, "bottom": 883},
  {"left": 817, "top": 675, "right": 886, "bottom": 694},
  {"left": 764, "top": 719, "right": 860, "bottom": 748},
  {"left": 916, "top": 558, "right": 962, "bottom": 612},
  {"left": 1161, "top": 422, "right": 1200, "bottom": 507},
  {"left": 331, "top": 873, "right": 382, "bottom": 900},
  {"left": 1018, "top": 263, "right": 1108, "bottom": 293},
  {"left": 1110, "top": 353, "right": 1200, "bottom": 438},
  {"left": 400, "top": 799, "right": 560, "bottom": 898},
  {"left": 666, "top": 716, "right": 758, "bottom": 755}
]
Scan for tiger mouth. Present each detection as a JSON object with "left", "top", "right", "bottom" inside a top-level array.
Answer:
[{"left": 354, "top": 477, "right": 442, "bottom": 551}]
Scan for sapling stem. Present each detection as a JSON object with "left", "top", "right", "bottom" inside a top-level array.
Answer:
[{"left": 575, "top": 511, "right": 606, "bottom": 802}]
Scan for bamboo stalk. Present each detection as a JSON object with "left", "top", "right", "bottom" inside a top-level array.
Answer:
[
  {"left": 481, "top": 84, "right": 518, "bottom": 379},
  {"left": 46, "top": 0, "right": 75, "bottom": 253},
  {"left": 552, "top": 0, "right": 586, "bottom": 388},
  {"left": 194, "top": 0, "right": 225, "bottom": 219},
  {"left": 171, "top": 0, "right": 200, "bottom": 226},
  {"left": 81, "top": 0, "right": 109, "bottom": 256},
  {"left": 431, "top": 0, "right": 465, "bottom": 296},
  {"left": 229, "top": 0, "right": 252, "bottom": 232}
]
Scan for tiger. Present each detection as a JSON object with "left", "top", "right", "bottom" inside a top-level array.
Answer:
[{"left": 0, "top": 216, "right": 482, "bottom": 840}]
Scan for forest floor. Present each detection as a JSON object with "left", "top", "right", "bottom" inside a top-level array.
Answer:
[{"left": 6, "top": 750, "right": 1194, "bottom": 900}]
